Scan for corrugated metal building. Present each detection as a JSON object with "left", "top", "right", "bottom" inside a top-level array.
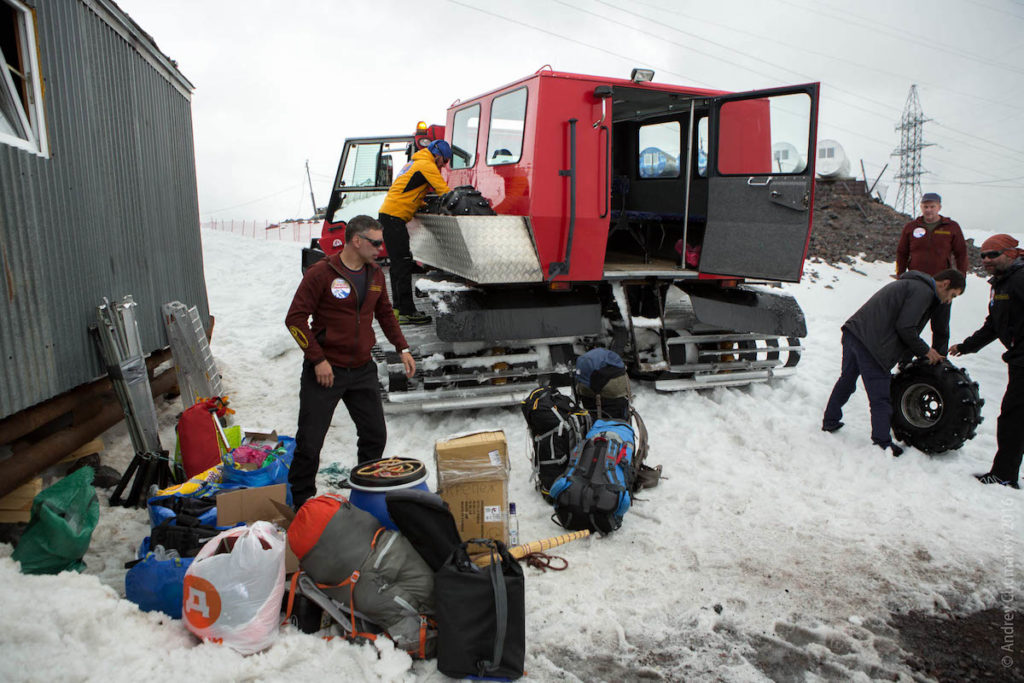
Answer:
[{"left": 0, "top": 0, "right": 208, "bottom": 420}]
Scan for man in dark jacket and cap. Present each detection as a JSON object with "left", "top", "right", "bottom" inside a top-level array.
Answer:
[
  {"left": 823, "top": 269, "right": 966, "bottom": 456},
  {"left": 950, "top": 233, "right": 1024, "bottom": 489}
]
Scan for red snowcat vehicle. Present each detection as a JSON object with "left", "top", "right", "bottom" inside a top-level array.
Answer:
[{"left": 310, "top": 68, "right": 819, "bottom": 413}]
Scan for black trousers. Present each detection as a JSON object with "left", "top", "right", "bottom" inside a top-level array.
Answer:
[
  {"left": 290, "top": 360, "right": 386, "bottom": 508},
  {"left": 379, "top": 212, "right": 416, "bottom": 313},
  {"left": 991, "top": 363, "right": 1024, "bottom": 483},
  {"left": 929, "top": 301, "right": 951, "bottom": 356}
]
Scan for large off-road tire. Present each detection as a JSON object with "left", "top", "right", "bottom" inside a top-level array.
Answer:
[{"left": 890, "top": 360, "right": 984, "bottom": 454}]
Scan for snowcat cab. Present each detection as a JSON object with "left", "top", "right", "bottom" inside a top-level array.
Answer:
[
  {"left": 302, "top": 123, "right": 446, "bottom": 269},
  {"left": 317, "top": 68, "right": 819, "bottom": 412}
]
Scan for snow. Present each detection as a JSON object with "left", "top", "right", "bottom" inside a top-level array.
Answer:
[{"left": 1, "top": 228, "right": 1021, "bottom": 682}]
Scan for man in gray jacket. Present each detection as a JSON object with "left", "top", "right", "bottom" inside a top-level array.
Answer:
[{"left": 822, "top": 269, "right": 966, "bottom": 456}]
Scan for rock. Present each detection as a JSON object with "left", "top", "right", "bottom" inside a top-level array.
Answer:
[
  {"left": 91, "top": 465, "right": 123, "bottom": 489},
  {"left": 808, "top": 179, "right": 984, "bottom": 274}
]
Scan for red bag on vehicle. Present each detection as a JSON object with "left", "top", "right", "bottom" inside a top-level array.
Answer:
[{"left": 178, "top": 397, "right": 231, "bottom": 478}]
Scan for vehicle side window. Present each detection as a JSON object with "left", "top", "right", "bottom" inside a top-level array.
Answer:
[
  {"left": 341, "top": 143, "right": 385, "bottom": 188},
  {"left": 638, "top": 121, "right": 680, "bottom": 179},
  {"left": 451, "top": 104, "right": 479, "bottom": 170},
  {"left": 486, "top": 87, "right": 527, "bottom": 166}
]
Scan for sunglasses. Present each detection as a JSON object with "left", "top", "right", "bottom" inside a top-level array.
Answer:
[
  {"left": 980, "top": 250, "right": 1006, "bottom": 259},
  {"left": 359, "top": 236, "right": 384, "bottom": 248}
]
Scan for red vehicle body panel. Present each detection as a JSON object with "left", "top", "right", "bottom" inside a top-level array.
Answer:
[{"left": 443, "top": 70, "right": 775, "bottom": 282}]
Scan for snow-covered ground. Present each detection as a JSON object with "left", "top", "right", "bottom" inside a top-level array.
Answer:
[{"left": 1, "top": 228, "right": 1020, "bottom": 682}]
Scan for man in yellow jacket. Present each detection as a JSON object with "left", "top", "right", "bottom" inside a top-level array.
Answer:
[{"left": 378, "top": 139, "right": 453, "bottom": 325}]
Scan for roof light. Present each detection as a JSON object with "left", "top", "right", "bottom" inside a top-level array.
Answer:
[
  {"left": 416, "top": 121, "right": 427, "bottom": 131},
  {"left": 630, "top": 68, "right": 655, "bottom": 83}
]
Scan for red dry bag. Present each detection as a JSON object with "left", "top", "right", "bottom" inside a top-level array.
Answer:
[{"left": 177, "top": 397, "right": 229, "bottom": 478}]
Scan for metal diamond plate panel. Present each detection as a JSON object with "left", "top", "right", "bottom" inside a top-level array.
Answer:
[{"left": 408, "top": 215, "right": 543, "bottom": 284}]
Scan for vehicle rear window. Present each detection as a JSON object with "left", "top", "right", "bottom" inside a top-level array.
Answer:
[
  {"left": 638, "top": 121, "right": 681, "bottom": 179},
  {"left": 717, "top": 92, "right": 810, "bottom": 175}
]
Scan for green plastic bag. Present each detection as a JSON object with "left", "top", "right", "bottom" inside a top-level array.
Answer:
[{"left": 12, "top": 467, "right": 100, "bottom": 575}]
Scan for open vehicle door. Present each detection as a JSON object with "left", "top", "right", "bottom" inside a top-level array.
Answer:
[
  {"left": 699, "top": 84, "right": 819, "bottom": 282},
  {"left": 322, "top": 136, "right": 414, "bottom": 224}
]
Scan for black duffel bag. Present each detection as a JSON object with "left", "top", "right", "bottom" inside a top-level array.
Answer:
[{"left": 435, "top": 539, "right": 525, "bottom": 680}]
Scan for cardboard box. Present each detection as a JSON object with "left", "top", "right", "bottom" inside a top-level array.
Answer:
[
  {"left": 242, "top": 428, "right": 280, "bottom": 448},
  {"left": 435, "top": 430, "right": 509, "bottom": 545},
  {"left": 216, "top": 484, "right": 298, "bottom": 573}
]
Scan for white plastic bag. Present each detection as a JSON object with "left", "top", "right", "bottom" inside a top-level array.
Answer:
[{"left": 182, "top": 520, "right": 285, "bottom": 654}]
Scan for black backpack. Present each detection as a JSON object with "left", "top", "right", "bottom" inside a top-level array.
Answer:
[
  {"left": 521, "top": 386, "right": 592, "bottom": 501},
  {"left": 149, "top": 516, "right": 222, "bottom": 558}
]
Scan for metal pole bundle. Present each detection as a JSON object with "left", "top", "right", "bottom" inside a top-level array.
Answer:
[{"left": 92, "top": 296, "right": 180, "bottom": 507}]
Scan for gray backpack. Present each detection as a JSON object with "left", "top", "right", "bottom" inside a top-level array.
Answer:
[{"left": 288, "top": 494, "right": 436, "bottom": 656}]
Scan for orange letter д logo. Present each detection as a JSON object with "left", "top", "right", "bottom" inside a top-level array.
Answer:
[{"left": 183, "top": 575, "right": 222, "bottom": 629}]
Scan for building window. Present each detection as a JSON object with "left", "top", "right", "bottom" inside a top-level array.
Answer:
[
  {"left": 486, "top": 87, "right": 526, "bottom": 166},
  {"left": 1, "top": 0, "right": 48, "bottom": 156}
]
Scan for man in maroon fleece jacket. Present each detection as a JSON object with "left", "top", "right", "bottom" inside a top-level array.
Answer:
[
  {"left": 285, "top": 215, "right": 416, "bottom": 509},
  {"left": 895, "top": 192, "right": 967, "bottom": 355}
]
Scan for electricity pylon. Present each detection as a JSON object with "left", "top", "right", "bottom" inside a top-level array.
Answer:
[{"left": 891, "top": 85, "right": 933, "bottom": 215}]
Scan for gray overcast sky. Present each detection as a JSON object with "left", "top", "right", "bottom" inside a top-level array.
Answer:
[{"left": 116, "top": 0, "right": 1023, "bottom": 232}]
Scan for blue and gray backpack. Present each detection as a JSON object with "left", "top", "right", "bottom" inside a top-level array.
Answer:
[{"left": 548, "top": 419, "right": 637, "bottom": 534}]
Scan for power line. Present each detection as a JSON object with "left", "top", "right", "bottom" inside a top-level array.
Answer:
[
  {"left": 585, "top": 0, "right": 1024, "bottom": 165},
  {"left": 203, "top": 183, "right": 303, "bottom": 214},
  {"left": 576, "top": 0, "right": 911, "bottom": 126},
  {"left": 589, "top": 0, "right": 889, "bottom": 112},
  {"left": 451, "top": 0, "right": 1022, "bottom": 188},
  {"left": 931, "top": 121, "right": 1024, "bottom": 156},
  {"left": 962, "top": 0, "right": 1024, "bottom": 21},
  {"left": 928, "top": 179, "right": 1024, "bottom": 189},
  {"left": 781, "top": 0, "right": 1024, "bottom": 76},
  {"left": 446, "top": 0, "right": 710, "bottom": 87},
  {"left": 628, "top": 0, "right": 1020, "bottom": 114}
]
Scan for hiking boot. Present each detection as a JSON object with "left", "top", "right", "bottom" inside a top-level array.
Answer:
[
  {"left": 821, "top": 421, "right": 844, "bottom": 433},
  {"left": 877, "top": 442, "right": 904, "bottom": 457},
  {"left": 974, "top": 472, "right": 1021, "bottom": 489},
  {"left": 396, "top": 310, "right": 432, "bottom": 326},
  {"left": 636, "top": 464, "right": 663, "bottom": 489}
]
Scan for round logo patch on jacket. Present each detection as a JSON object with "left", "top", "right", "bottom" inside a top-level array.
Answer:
[
  {"left": 913, "top": 227, "right": 926, "bottom": 238},
  {"left": 330, "top": 278, "right": 351, "bottom": 299}
]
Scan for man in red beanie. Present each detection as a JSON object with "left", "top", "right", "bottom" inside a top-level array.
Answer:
[
  {"left": 950, "top": 233, "right": 1024, "bottom": 489},
  {"left": 895, "top": 192, "right": 968, "bottom": 355}
]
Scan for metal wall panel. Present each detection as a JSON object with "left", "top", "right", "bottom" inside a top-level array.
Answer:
[{"left": 0, "top": 0, "right": 207, "bottom": 419}]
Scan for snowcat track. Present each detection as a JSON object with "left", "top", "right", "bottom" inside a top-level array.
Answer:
[{"left": 370, "top": 276, "right": 805, "bottom": 413}]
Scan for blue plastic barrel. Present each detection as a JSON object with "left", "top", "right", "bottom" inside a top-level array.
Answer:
[{"left": 348, "top": 457, "right": 429, "bottom": 530}]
